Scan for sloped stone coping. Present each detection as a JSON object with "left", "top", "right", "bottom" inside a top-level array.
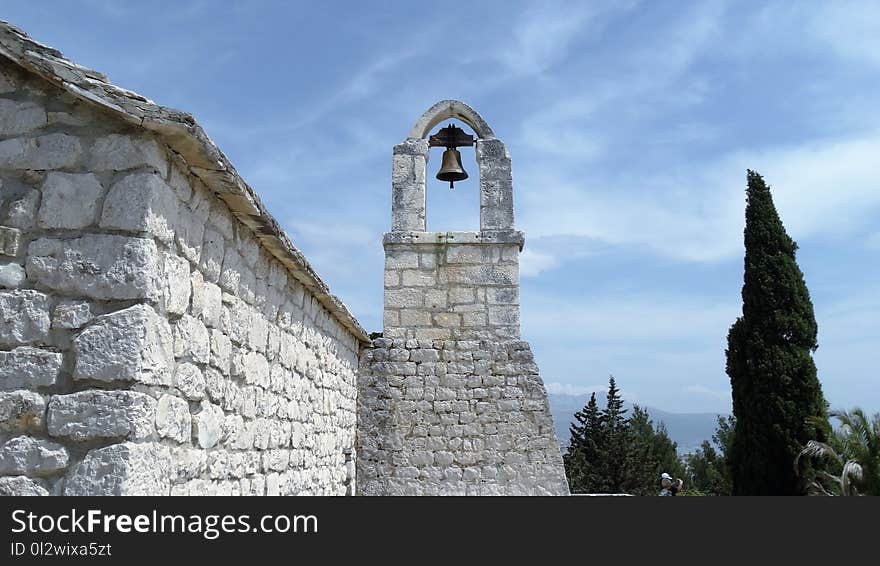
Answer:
[{"left": 0, "top": 20, "right": 369, "bottom": 343}]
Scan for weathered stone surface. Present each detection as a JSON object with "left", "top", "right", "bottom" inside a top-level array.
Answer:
[
  {"left": 100, "top": 172, "right": 177, "bottom": 242},
  {"left": 0, "top": 226, "right": 22, "bottom": 257},
  {"left": 47, "top": 390, "right": 157, "bottom": 441},
  {"left": 51, "top": 301, "right": 92, "bottom": 329},
  {"left": 155, "top": 394, "right": 191, "bottom": 443},
  {"left": 163, "top": 252, "right": 190, "bottom": 316},
  {"left": 0, "top": 346, "right": 62, "bottom": 390},
  {"left": 174, "top": 362, "right": 206, "bottom": 400},
  {"left": 73, "top": 304, "right": 172, "bottom": 385},
  {"left": 0, "top": 99, "right": 47, "bottom": 135},
  {"left": 0, "top": 290, "right": 50, "bottom": 346},
  {"left": 0, "top": 133, "right": 82, "bottom": 170},
  {"left": 173, "top": 314, "right": 209, "bottom": 364},
  {"left": 192, "top": 401, "right": 224, "bottom": 449},
  {"left": 0, "top": 262, "right": 25, "bottom": 287},
  {"left": 64, "top": 442, "right": 171, "bottom": 496},
  {"left": 0, "top": 435, "right": 69, "bottom": 475},
  {"left": 37, "top": 172, "right": 103, "bottom": 229},
  {"left": 27, "top": 235, "right": 162, "bottom": 300},
  {"left": 191, "top": 270, "right": 222, "bottom": 327},
  {"left": 0, "top": 475, "right": 49, "bottom": 496},
  {"left": 0, "top": 390, "right": 46, "bottom": 431},
  {"left": 88, "top": 134, "right": 167, "bottom": 173},
  {"left": 3, "top": 189, "right": 39, "bottom": 229}
]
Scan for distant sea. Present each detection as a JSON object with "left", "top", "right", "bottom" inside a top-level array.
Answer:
[{"left": 548, "top": 393, "right": 726, "bottom": 454}]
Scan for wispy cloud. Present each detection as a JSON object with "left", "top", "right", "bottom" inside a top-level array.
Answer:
[
  {"left": 682, "top": 384, "right": 730, "bottom": 402},
  {"left": 545, "top": 382, "right": 608, "bottom": 396}
]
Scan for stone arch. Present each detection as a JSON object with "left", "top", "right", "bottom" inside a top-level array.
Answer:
[
  {"left": 408, "top": 99, "right": 495, "bottom": 140},
  {"left": 392, "top": 100, "right": 513, "bottom": 232}
]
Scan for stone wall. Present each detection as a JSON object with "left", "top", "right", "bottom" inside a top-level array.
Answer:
[{"left": 0, "top": 61, "right": 361, "bottom": 496}]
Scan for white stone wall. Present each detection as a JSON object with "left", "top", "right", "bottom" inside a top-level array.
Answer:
[
  {"left": 0, "top": 62, "right": 359, "bottom": 496},
  {"left": 358, "top": 338, "right": 569, "bottom": 495},
  {"left": 382, "top": 233, "right": 523, "bottom": 342}
]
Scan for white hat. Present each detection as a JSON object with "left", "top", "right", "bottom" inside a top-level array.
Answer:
[{"left": 661, "top": 472, "right": 672, "bottom": 480}]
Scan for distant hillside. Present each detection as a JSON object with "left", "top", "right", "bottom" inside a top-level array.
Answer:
[{"left": 548, "top": 393, "right": 725, "bottom": 454}]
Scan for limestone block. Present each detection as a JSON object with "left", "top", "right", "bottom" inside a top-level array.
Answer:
[
  {"left": 209, "top": 329, "right": 231, "bottom": 373},
  {"left": 385, "top": 249, "right": 419, "bottom": 269},
  {"left": 199, "top": 227, "right": 224, "bottom": 283},
  {"left": 231, "top": 350, "right": 269, "bottom": 387},
  {"left": 488, "top": 305, "right": 520, "bottom": 326},
  {"left": 0, "top": 133, "right": 82, "bottom": 170},
  {"left": 173, "top": 314, "right": 210, "bottom": 364},
  {"left": 27, "top": 235, "right": 162, "bottom": 300},
  {"left": 0, "top": 475, "right": 49, "bottom": 496},
  {"left": 47, "top": 111, "right": 90, "bottom": 127},
  {"left": 100, "top": 172, "right": 177, "bottom": 243},
  {"left": 163, "top": 252, "right": 190, "bottom": 316},
  {"left": 171, "top": 363, "right": 203, "bottom": 401},
  {"left": 155, "top": 394, "right": 192, "bottom": 443},
  {"left": 47, "top": 390, "right": 157, "bottom": 441},
  {"left": 3, "top": 189, "right": 39, "bottom": 229},
  {"left": 0, "top": 390, "right": 46, "bottom": 431},
  {"left": 51, "top": 300, "right": 92, "bottom": 329},
  {"left": 0, "top": 435, "right": 68, "bottom": 475},
  {"left": 0, "top": 346, "right": 61, "bottom": 390},
  {"left": 175, "top": 208, "right": 205, "bottom": 264},
  {"left": 386, "top": 288, "right": 424, "bottom": 308},
  {"left": 37, "top": 172, "right": 103, "bottom": 229},
  {"left": 88, "top": 134, "right": 167, "bottom": 173},
  {"left": 445, "top": 245, "right": 486, "bottom": 264},
  {"left": 64, "top": 442, "right": 171, "bottom": 496},
  {"left": 0, "top": 290, "right": 50, "bottom": 346},
  {"left": 486, "top": 287, "right": 519, "bottom": 304},
  {"left": 193, "top": 400, "right": 224, "bottom": 449},
  {"left": 0, "top": 262, "right": 25, "bottom": 287},
  {"left": 401, "top": 269, "right": 435, "bottom": 287},
  {"left": 0, "top": 99, "right": 47, "bottom": 135},
  {"left": 73, "top": 304, "right": 172, "bottom": 385},
  {"left": 0, "top": 69, "right": 16, "bottom": 93},
  {"left": 400, "top": 310, "right": 430, "bottom": 326},
  {"left": 0, "top": 226, "right": 22, "bottom": 257}
]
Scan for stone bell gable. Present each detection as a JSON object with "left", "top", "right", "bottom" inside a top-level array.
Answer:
[{"left": 356, "top": 101, "right": 569, "bottom": 495}]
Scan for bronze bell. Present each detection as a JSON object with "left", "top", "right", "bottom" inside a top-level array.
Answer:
[{"left": 436, "top": 147, "right": 468, "bottom": 188}]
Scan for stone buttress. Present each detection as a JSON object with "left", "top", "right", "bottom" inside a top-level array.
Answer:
[{"left": 357, "top": 101, "right": 569, "bottom": 495}]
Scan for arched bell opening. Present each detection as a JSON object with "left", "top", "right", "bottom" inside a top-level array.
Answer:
[
  {"left": 390, "top": 99, "right": 514, "bottom": 233},
  {"left": 425, "top": 120, "right": 480, "bottom": 231}
]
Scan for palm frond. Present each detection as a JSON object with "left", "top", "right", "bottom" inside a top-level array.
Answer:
[{"left": 795, "top": 440, "right": 842, "bottom": 475}]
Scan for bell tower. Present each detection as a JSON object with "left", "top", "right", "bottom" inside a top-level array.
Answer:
[{"left": 357, "top": 100, "right": 569, "bottom": 495}]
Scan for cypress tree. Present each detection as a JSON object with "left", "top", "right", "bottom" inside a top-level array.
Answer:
[{"left": 726, "top": 170, "right": 827, "bottom": 495}]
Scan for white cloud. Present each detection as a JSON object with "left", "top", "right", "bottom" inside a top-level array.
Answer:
[
  {"left": 682, "top": 384, "right": 730, "bottom": 402},
  {"left": 516, "top": 130, "right": 880, "bottom": 266},
  {"left": 545, "top": 382, "right": 608, "bottom": 396},
  {"left": 498, "top": 2, "right": 618, "bottom": 76},
  {"left": 520, "top": 248, "right": 561, "bottom": 277}
]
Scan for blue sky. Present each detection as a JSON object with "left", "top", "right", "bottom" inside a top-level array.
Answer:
[{"left": 6, "top": 1, "right": 878, "bottom": 414}]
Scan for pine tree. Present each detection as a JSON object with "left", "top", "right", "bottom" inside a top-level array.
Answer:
[
  {"left": 726, "top": 170, "right": 828, "bottom": 495},
  {"left": 563, "top": 393, "right": 602, "bottom": 492},
  {"left": 598, "top": 375, "right": 628, "bottom": 492}
]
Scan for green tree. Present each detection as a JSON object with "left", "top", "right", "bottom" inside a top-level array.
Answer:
[
  {"left": 726, "top": 170, "right": 827, "bottom": 495},
  {"left": 686, "top": 415, "right": 735, "bottom": 495},
  {"left": 795, "top": 409, "right": 880, "bottom": 496},
  {"left": 598, "top": 375, "right": 628, "bottom": 493},
  {"left": 563, "top": 393, "right": 602, "bottom": 492},
  {"left": 623, "top": 406, "right": 685, "bottom": 495}
]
